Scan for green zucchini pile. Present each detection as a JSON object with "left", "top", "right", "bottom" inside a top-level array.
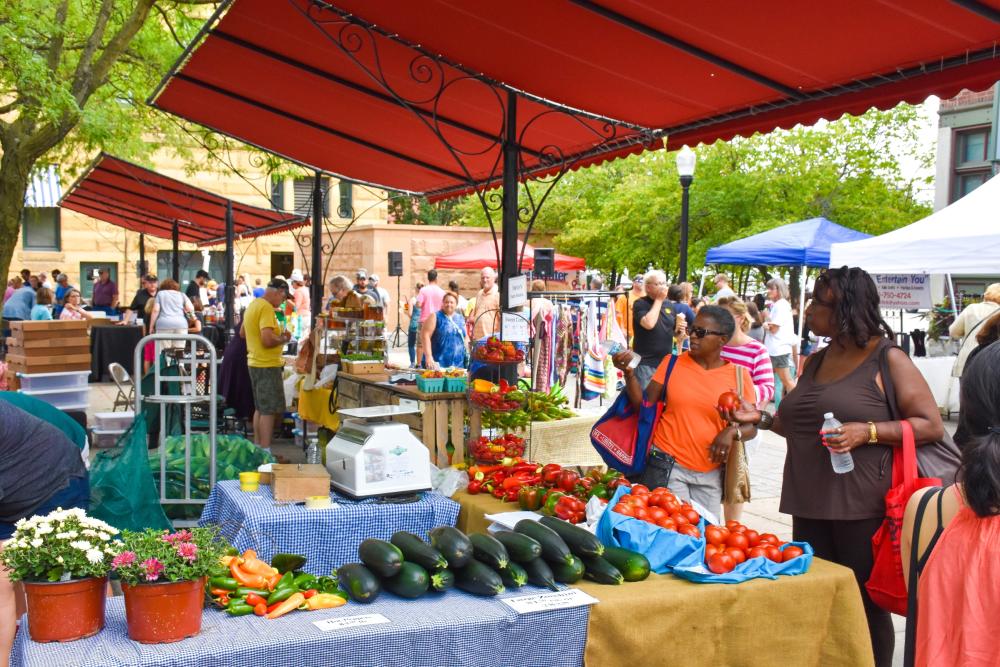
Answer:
[{"left": 336, "top": 520, "right": 650, "bottom": 604}]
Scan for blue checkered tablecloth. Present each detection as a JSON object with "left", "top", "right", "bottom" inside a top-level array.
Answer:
[
  {"left": 11, "top": 585, "right": 589, "bottom": 667},
  {"left": 198, "top": 481, "right": 460, "bottom": 575}
]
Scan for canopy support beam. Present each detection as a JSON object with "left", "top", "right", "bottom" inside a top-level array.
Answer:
[
  {"left": 224, "top": 200, "right": 235, "bottom": 340},
  {"left": 172, "top": 221, "right": 180, "bottom": 282},
  {"left": 311, "top": 172, "right": 325, "bottom": 327},
  {"left": 500, "top": 90, "right": 519, "bottom": 312},
  {"left": 138, "top": 234, "right": 146, "bottom": 277}
]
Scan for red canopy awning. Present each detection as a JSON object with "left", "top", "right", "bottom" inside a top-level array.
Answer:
[
  {"left": 60, "top": 153, "right": 308, "bottom": 246},
  {"left": 435, "top": 239, "right": 585, "bottom": 273},
  {"left": 150, "top": 0, "right": 1000, "bottom": 200}
]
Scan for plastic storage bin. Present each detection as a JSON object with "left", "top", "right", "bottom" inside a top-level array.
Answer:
[
  {"left": 16, "top": 371, "right": 90, "bottom": 392},
  {"left": 94, "top": 411, "right": 135, "bottom": 431},
  {"left": 19, "top": 387, "right": 90, "bottom": 410},
  {"left": 90, "top": 428, "right": 125, "bottom": 449}
]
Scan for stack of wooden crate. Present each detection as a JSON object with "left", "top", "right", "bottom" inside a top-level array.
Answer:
[{"left": 6, "top": 320, "right": 91, "bottom": 375}]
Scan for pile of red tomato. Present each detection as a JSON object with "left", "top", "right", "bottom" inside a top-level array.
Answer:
[
  {"left": 610, "top": 484, "right": 703, "bottom": 539},
  {"left": 704, "top": 521, "right": 804, "bottom": 574}
]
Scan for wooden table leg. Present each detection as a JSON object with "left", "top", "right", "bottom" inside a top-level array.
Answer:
[
  {"left": 469, "top": 406, "right": 482, "bottom": 443},
  {"left": 450, "top": 399, "right": 465, "bottom": 465},
  {"left": 421, "top": 400, "right": 436, "bottom": 454},
  {"left": 435, "top": 401, "right": 449, "bottom": 468}
]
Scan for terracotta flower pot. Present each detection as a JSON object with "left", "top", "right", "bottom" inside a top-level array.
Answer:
[
  {"left": 22, "top": 576, "right": 107, "bottom": 642},
  {"left": 121, "top": 576, "right": 205, "bottom": 644}
]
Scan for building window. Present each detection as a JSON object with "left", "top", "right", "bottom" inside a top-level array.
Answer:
[
  {"left": 270, "top": 176, "right": 284, "bottom": 211},
  {"left": 951, "top": 126, "right": 992, "bottom": 202},
  {"left": 338, "top": 180, "right": 353, "bottom": 219},
  {"left": 21, "top": 207, "right": 61, "bottom": 251},
  {"left": 293, "top": 177, "right": 330, "bottom": 218}
]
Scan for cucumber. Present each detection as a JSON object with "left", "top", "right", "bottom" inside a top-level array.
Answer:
[
  {"left": 429, "top": 526, "right": 473, "bottom": 568},
  {"left": 493, "top": 531, "right": 542, "bottom": 563},
  {"left": 521, "top": 556, "right": 559, "bottom": 591},
  {"left": 430, "top": 568, "right": 455, "bottom": 592},
  {"left": 358, "top": 538, "right": 404, "bottom": 578},
  {"left": 336, "top": 563, "right": 381, "bottom": 603},
  {"left": 581, "top": 555, "right": 624, "bottom": 585},
  {"left": 549, "top": 554, "right": 585, "bottom": 584},
  {"left": 454, "top": 559, "right": 505, "bottom": 596},
  {"left": 538, "top": 516, "right": 605, "bottom": 558},
  {"left": 497, "top": 561, "right": 527, "bottom": 588},
  {"left": 602, "top": 546, "right": 651, "bottom": 582},
  {"left": 514, "top": 519, "right": 573, "bottom": 565},
  {"left": 390, "top": 531, "right": 449, "bottom": 571},
  {"left": 381, "top": 561, "right": 429, "bottom": 599},
  {"left": 469, "top": 533, "right": 509, "bottom": 570}
]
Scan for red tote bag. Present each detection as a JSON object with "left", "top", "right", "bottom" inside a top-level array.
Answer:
[{"left": 865, "top": 420, "right": 940, "bottom": 616}]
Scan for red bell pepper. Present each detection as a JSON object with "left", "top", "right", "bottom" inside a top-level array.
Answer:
[
  {"left": 541, "top": 464, "right": 563, "bottom": 486},
  {"left": 517, "top": 485, "right": 544, "bottom": 511},
  {"left": 541, "top": 490, "right": 565, "bottom": 516},
  {"left": 556, "top": 470, "right": 580, "bottom": 493}
]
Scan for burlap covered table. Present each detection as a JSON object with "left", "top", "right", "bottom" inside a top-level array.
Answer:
[{"left": 453, "top": 490, "right": 875, "bottom": 667}]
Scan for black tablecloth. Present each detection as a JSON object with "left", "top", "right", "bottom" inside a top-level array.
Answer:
[{"left": 90, "top": 325, "right": 144, "bottom": 382}]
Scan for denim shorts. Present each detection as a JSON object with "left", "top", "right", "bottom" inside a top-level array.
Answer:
[
  {"left": 0, "top": 473, "right": 90, "bottom": 540},
  {"left": 770, "top": 354, "right": 792, "bottom": 369}
]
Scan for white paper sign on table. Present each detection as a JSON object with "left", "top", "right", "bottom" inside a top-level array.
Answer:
[
  {"left": 501, "top": 312, "right": 530, "bottom": 342},
  {"left": 501, "top": 588, "right": 599, "bottom": 614},
  {"left": 313, "top": 614, "right": 391, "bottom": 632},
  {"left": 483, "top": 511, "right": 542, "bottom": 531}
]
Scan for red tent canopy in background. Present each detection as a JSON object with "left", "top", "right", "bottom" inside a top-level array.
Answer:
[
  {"left": 434, "top": 239, "right": 585, "bottom": 273},
  {"left": 150, "top": 0, "right": 1000, "bottom": 201},
  {"left": 60, "top": 153, "right": 308, "bottom": 245}
]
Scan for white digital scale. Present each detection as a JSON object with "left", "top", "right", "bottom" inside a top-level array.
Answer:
[{"left": 325, "top": 405, "right": 432, "bottom": 498}]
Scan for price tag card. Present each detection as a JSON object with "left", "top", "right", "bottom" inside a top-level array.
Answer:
[
  {"left": 313, "top": 613, "right": 391, "bottom": 632},
  {"left": 500, "top": 588, "right": 599, "bottom": 615},
  {"left": 507, "top": 275, "right": 528, "bottom": 307},
  {"left": 501, "top": 312, "right": 529, "bottom": 342}
]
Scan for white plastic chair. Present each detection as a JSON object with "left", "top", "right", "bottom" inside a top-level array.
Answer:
[{"left": 108, "top": 362, "right": 135, "bottom": 412}]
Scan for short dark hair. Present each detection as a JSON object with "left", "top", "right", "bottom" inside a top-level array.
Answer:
[
  {"left": 815, "top": 267, "right": 893, "bottom": 348},
  {"left": 143, "top": 274, "right": 158, "bottom": 283},
  {"left": 196, "top": 270, "right": 210, "bottom": 280},
  {"left": 667, "top": 284, "right": 683, "bottom": 301},
  {"left": 957, "top": 341, "right": 1000, "bottom": 517},
  {"left": 448, "top": 280, "right": 460, "bottom": 291},
  {"left": 698, "top": 304, "right": 736, "bottom": 338},
  {"left": 427, "top": 269, "right": 438, "bottom": 282},
  {"left": 268, "top": 278, "right": 290, "bottom": 294}
]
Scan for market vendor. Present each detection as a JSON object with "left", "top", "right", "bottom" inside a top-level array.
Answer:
[
  {"left": 327, "top": 274, "right": 373, "bottom": 312},
  {"left": 612, "top": 305, "right": 756, "bottom": 516},
  {"left": 0, "top": 399, "right": 89, "bottom": 663},
  {"left": 422, "top": 291, "right": 468, "bottom": 370}
]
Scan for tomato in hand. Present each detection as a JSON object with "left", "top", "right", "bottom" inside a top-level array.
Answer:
[
  {"left": 782, "top": 546, "right": 804, "bottom": 562},
  {"left": 725, "top": 533, "right": 750, "bottom": 552},
  {"left": 725, "top": 547, "right": 747, "bottom": 565},
  {"left": 705, "top": 525, "right": 729, "bottom": 546},
  {"left": 707, "top": 552, "right": 736, "bottom": 574},
  {"left": 717, "top": 391, "right": 741, "bottom": 412}
]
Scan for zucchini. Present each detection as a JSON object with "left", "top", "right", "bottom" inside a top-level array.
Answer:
[
  {"left": 358, "top": 538, "right": 404, "bottom": 578},
  {"left": 602, "top": 546, "right": 651, "bottom": 582},
  {"left": 539, "top": 516, "right": 605, "bottom": 558},
  {"left": 514, "top": 519, "right": 573, "bottom": 565},
  {"left": 454, "top": 559, "right": 505, "bottom": 596},
  {"left": 493, "top": 531, "right": 542, "bottom": 563},
  {"left": 581, "top": 555, "right": 624, "bottom": 585},
  {"left": 429, "top": 526, "right": 473, "bottom": 568},
  {"left": 381, "top": 561, "right": 429, "bottom": 599},
  {"left": 336, "top": 563, "right": 381, "bottom": 603},
  {"left": 497, "top": 561, "right": 527, "bottom": 588},
  {"left": 469, "top": 533, "right": 509, "bottom": 570},
  {"left": 521, "top": 556, "right": 559, "bottom": 591},
  {"left": 270, "top": 553, "right": 307, "bottom": 574},
  {"left": 549, "top": 554, "right": 585, "bottom": 584},
  {"left": 390, "top": 531, "right": 449, "bottom": 571},
  {"left": 430, "top": 568, "right": 455, "bottom": 592}
]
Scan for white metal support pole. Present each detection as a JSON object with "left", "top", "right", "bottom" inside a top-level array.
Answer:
[{"left": 697, "top": 270, "right": 707, "bottom": 299}]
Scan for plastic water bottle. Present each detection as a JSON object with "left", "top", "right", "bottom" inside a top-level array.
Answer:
[
  {"left": 601, "top": 340, "right": 641, "bottom": 369},
  {"left": 822, "top": 412, "right": 854, "bottom": 474},
  {"left": 305, "top": 438, "right": 320, "bottom": 465}
]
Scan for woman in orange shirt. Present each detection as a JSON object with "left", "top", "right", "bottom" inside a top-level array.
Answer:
[
  {"left": 902, "top": 341, "right": 1000, "bottom": 667},
  {"left": 613, "top": 305, "right": 756, "bottom": 517}
]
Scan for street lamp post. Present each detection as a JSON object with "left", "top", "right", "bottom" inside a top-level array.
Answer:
[{"left": 675, "top": 146, "right": 696, "bottom": 283}]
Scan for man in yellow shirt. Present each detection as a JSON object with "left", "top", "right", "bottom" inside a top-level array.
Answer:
[{"left": 241, "top": 279, "right": 292, "bottom": 451}]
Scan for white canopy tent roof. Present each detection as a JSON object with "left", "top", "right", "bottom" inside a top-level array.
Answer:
[{"left": 828, "top": 172, "right": 1000, "bottom": 273}]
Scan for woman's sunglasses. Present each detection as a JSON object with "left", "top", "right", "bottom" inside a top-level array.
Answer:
[{"left": 690, "top": 326, "right": 726, "bottom": 338}]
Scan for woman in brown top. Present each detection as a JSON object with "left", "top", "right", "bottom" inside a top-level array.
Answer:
[{"left": 726, "top": 267, "right": 942, "bottom": 667}]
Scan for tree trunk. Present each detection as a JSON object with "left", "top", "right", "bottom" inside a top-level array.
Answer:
[{"left": 0, "top": 151, "right": 32, "bottom": 304}]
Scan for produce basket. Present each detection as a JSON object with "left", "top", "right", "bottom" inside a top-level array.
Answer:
[
  {"left": 468, "top": 433, "right": 525, "bottom": 463},
  {"left": 416, "top": 376, "right": 446, "bottom": 393},
  {"left": 444, "top": 376, "right": 467, "bottom": 392}
]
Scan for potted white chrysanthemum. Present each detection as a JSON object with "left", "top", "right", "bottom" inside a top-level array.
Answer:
[{"left": 0, "top": 507, "right": 118, "bottom": 642}]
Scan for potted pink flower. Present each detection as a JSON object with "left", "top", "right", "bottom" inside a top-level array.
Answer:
[{"left": 111, "top": 527, "right": 228, "bottom": 643}]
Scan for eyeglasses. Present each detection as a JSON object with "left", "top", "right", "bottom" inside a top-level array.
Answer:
[{"left": 690, "top": 326, "right": 726, "bottom": 339}]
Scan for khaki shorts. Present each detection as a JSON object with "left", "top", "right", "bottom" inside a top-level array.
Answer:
[{"left": 248, "top": 366, "right": 285, "bottom": 416}]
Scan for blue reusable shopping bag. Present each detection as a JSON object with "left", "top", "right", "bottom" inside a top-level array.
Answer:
[
  {"left": 589, "top": 355, "right": 677, "bottom": 476},
  {"left": 671, "top": 541, "right": 814, "bottom": 584}
]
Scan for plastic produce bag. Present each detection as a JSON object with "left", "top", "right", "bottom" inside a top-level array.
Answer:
[
  {"left": 595, "top": 486, "right": 706, "bottom": 574},
  {"left": 430, "top": 463, "right": 467, "bottom": 497},
  {"left": 89, "top": 416, "right": 171, "bottom": 532}
]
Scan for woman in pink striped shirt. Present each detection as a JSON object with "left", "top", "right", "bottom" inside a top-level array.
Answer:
[{"left": 718, "top": 297, "right": 775, "bottom": 522}]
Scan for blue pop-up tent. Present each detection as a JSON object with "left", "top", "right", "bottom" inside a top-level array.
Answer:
[
  {"left": 703, "top": 217, "right": 870, "bottom": 351},
  {"left": 705, "top": 217, "right": 871, "bottom": 267}
]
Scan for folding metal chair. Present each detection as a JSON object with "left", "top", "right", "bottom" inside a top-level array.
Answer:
[{"left": 108, "top": 362, "right": 135, "bottom": 412}]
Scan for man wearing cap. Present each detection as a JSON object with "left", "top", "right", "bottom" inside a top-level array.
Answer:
[
  {"left": 712, "top": 273, "right": 736, "bottom": 302},
  {"left": 241, "top": 279, "right": 292, "bottom": 452},
  {"left": 370, "top": 274, "right": 390, "bottom": 310},
  {"left": 353, "top": 269, "right": 382, "bottom": 306},
  {"left": 121, "top": 274, "right": 159, "bottom": 327}
]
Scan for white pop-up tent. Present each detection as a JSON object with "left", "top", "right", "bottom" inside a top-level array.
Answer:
[{"left": 829, "top": 172, "right": 1000, "bottom": 274}]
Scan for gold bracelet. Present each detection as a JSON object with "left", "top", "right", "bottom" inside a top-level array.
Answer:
[{"left": 867, "top": 421, "right": 878, "bottom": 445}]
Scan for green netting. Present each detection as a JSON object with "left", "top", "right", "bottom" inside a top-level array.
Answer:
[{"left": 89, "top": 415, "right": 172, "bottom": 532}]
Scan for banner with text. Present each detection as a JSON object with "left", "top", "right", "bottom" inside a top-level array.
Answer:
[{"left": 874, "top": 274, "right": 932, "bottom": 309}]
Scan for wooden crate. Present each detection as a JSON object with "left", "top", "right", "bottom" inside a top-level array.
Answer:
[
  {"left": 342, "top": 359, "right": 384, "bottom": 374},
  {"left": 6, "top": 336, "right": 90, "bottom": 350},
  {"left": 6, "top": 342, "right": 91, "bottom": 357},
  {"left": 8, "top": 361, "right": 92, "bottom": 375},
  {"left": 270, "top": 464, "right": 331, "bottom": 502},
  {"left": 10, "top": 320, "right": 88, "bottom": 337}
]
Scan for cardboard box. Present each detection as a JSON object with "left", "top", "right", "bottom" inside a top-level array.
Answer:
[
  {"left": 6, "top": 344, "right": 91, "bottom": 357},
  {"left": 6, "top": 336, "right": 91, "bottom": 349},
  {"left": 270, "top": 463, "right": 331, "bottom": 502},
  {"left": 10, "top": 320, "right": 88, "bottom": 334},
  {"left": 343, "top": 359, "right": 384, "bottom": 374}
]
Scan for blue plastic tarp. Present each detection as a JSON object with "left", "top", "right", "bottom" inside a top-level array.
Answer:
[{"left": 705, "top": 217, "right": 871, "bottom": 267}]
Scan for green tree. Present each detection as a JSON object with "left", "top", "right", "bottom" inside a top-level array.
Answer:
[
  {"left": 0, "top": 0, "right": 214, "bottom": 288},
  {"left": 386, "top": 194, "right": 464, "bottom": 226}
]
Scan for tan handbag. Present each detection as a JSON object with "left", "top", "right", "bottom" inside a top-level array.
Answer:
[{"left": 723, "top": 366, "right": 751, "bottom": 504}]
